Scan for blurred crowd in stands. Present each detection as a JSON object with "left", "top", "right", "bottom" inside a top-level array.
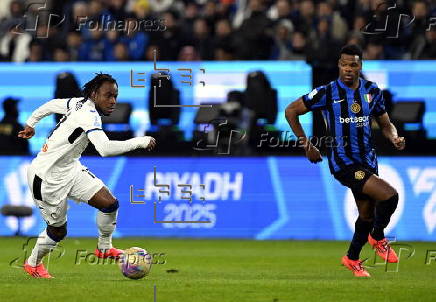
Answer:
[{"left": 0, "top": 0, "right": 436, "bottom": 63}]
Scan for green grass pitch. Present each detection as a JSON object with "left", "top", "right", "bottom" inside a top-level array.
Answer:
[{"left": 1, "top": 237, "right": 435, "bottom": 302}]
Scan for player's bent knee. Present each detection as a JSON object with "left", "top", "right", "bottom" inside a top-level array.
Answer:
[
  {"left": 359, "top": 214, "right": 374, "bottom": 222},
  {"left": 100, "top": 199, "right": 119, "bottom": 213},
  {"left": 388, "top": 188, "right": 398, "bottom": 199},
  {"left": 381, "top": 188, "right": 398, "bottom": 202},
  {"left": 388, "top": 193, "right": 399, "bottom": 207},
  {"left": 382, "top": 182, "right": 398, "bottom": 199},
  {"left": 46, "top": 223, "right": 67, "bottom": 242},
  {"left": 377, "top": 187, "right": 397, "bottom": 201}
]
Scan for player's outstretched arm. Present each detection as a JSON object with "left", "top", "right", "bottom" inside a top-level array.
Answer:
[
  {"left": 19, "top": 98, "right": 72, "bottom": 139},
  {"left": 24, "top": 98, "right": 71, "bottom": 130},
  {"left": 87, "top": 130, "right": 156, "bottom": 157},
  {"left": 375, "top": 112, "right": 405, "bottom": 150},
  {"left": 18, "top": 98, "right": 70, "bottom": 139},
  {"left": 285, "top": 98, "right": 322, "bottom": 163}
]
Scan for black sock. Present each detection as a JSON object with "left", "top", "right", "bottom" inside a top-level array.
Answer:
[
  {"left": 371, "top": 228, "right": 384, "bottom": 241},
  {"left": 347, "top": 218, "right": 373, "bottom": 260},
  {"left": 371, "top": 193, "right": 399, "bottom": 241}
]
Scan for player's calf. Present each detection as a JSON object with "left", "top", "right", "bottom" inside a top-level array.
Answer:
[
  {"left": 368, "top": 192, "right": 399, "bottom": 263},
  {"left": 89, "top": 188, "right": 124, "bottom": 257},
  {"left": 24, "top": 224, "right": 67, "bottom": 278},
  {"left": 347, "top": 217, "right": 373, "bottom": 261},
  {"left": 372, "top": 193, "right": 398, "bottom": 240},
  {"left": 95, "top": 199, "right": 124, "bottom": 258},
  {"left": 46, "top": 224, "right": 68, "bottom": 242}
]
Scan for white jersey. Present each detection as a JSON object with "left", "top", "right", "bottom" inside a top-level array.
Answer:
[
  {"left": 28, "top": 98, "right": 101, "bottom": 184},
  {"left": 26, "top": 97, "right": 152, "bottom": 187}
]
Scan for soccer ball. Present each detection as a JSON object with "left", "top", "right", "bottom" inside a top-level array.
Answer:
[{"left": 118, "top": 247, "right": 152, "bottom": 279}]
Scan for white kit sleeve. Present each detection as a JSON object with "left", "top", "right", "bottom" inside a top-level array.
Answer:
[
  {"left": 26, "top": 98, "right": 72, "bottom": 128},
  {"left": 87, "top": 130, "right": 153, "bottom": 157}
]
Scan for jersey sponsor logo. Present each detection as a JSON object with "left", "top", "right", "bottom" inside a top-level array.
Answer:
[
  {"left": 354, "top": 170, "right": 365, "bottom": 180},
  {"left": 350, "top": 103, "right": 361, "bottom": 113},
  {"left": 339, "top": 115, "right": 369, "bottom": 124},
  {"left": 308, "top": 88, "right": 318, "bottom": 100}
]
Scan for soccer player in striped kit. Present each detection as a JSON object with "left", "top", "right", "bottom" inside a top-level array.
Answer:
[{"left": 285, "top": 45, "right": 405, "bottom": 277}]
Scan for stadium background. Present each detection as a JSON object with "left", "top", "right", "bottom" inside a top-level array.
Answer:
[
  {"left": 1, "top": 0, "right": 436, "bottom": 241},
  {"left": 1, "top": 0, "right": 436, "bottom": 300}
]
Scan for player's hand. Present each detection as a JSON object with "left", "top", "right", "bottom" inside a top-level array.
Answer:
[
  {"left": 17, "top": 125, "right": 35, "bottom": 139},
  {"left": 143, "top": 136, "right": 156, "bottom": 151},
  {"left": 392, "top": 136, "right": 405, "bottom": 150},
  {"left": 304, "top": 143, "right": 322, "bottom": 163}
]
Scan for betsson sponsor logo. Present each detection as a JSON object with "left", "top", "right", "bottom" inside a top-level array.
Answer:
[{"left": 339, "top": 116, "right": 369, "bottom": 124}]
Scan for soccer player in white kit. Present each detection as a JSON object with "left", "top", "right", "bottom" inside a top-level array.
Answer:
[{"left": 18, "top": 73, "right": 156, "bottom": 278}]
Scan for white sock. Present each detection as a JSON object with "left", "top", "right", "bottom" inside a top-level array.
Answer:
[
  {"left": 97, "top": 209, "right": 118, "bottom": 250},
  {"left": 27, "top": 229, "right": 58, "bottom": 266}
]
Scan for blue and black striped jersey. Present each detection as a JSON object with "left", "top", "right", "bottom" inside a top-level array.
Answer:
[{"left": 302, "top": 78, "right": 386, "bottom": 174}]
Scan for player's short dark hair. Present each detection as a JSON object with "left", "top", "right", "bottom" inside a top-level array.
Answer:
[
  {"left": 339, "top": 44, "right": 363, "bottom": 61},
  {"left": 83, "top": 73, "right": 117, "bottom": 99}
]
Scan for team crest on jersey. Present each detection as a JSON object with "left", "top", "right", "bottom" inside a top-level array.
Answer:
[
  {"left": 364, "top": 94, "right": 372, "bottom": 103},
  {"left": 355, "top": 170, "right": 365, "bottom": 180},
  {"left": 75, "top": 102, "right": 83, "bottom": 111},
  {"left": 350, "top": 103, "right": 361, "bottom": 113}
]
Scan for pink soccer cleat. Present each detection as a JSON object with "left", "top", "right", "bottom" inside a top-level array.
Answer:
[
  {"left": 94, "top": 247, "right": 124, "bottom": 259},
  {"left": 24, "top": 261, "right": 53, "bottom": 278},
  {"left": 368, "top": 234, "right": 398, "bottom": 263}
]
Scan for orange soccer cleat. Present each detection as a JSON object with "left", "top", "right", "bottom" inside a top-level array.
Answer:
[
  {"left": 368, "top": 234, "right": 398, "bottom": 263},
  {"left": 94, "top": 247, "right": 124, "bottom": 259},
  {"left": 24, "top": 261, "right": 53, "bottom": 278},
  {"left": 341, "top": 255, "right": 371, "bottom": 277}
]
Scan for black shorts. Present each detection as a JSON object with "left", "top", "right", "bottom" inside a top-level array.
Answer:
[{"left": 333, "top": 164, "right": 377, "bottom": 195}]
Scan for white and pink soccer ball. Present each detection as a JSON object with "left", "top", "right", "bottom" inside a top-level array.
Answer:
[{"left": 118, "top": 247, "right": 152, "bottom": 279}]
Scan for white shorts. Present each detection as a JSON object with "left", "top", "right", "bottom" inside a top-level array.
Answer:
[{"left": 27, "top": 164, "right": 105, "bottom": 227}]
